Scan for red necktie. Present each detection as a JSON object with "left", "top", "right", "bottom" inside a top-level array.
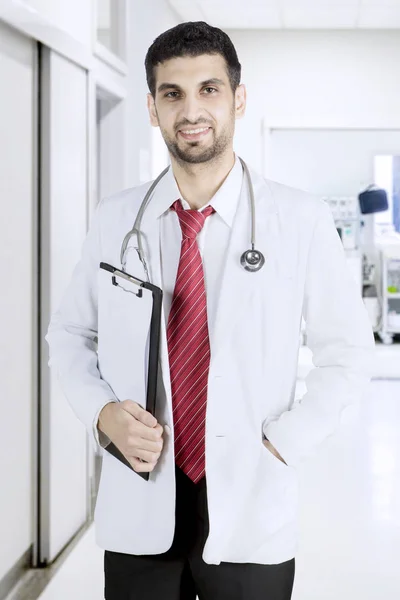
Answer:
[{"left": 167, "top": 199, "right": 215, "bottom": 484}]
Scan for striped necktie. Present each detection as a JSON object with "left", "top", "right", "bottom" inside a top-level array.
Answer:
[{"left": 167, "top": 199, "right": 215, "bottom": 484}]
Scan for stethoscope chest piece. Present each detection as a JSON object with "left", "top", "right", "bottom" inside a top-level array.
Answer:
[{"left": 240, "top": 248, "right": 266, "bottom": 272}]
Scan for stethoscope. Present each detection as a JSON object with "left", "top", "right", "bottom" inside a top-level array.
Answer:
[{"left": 120, "top": 157, "right": 265, "bottom": 281}]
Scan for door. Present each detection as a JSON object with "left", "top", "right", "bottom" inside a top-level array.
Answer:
[{"left": 39, "top": 48, "right": 89, "bottom": 564}]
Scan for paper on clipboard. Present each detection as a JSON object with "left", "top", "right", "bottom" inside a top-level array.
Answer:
[{"left": 97, "top": 264, "right": 152, "bottom": 409}]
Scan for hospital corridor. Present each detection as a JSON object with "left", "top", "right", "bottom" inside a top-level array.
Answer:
[{"left": 2, "top": 1, "right": 400, "bottom": 599}]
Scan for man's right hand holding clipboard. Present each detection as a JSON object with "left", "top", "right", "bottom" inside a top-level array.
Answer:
[{"left": 97, "top": 401, "right": 164, "bottom": 474}]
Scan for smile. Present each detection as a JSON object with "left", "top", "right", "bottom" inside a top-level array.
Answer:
[{"left": 178, "top": 127, "right": 211, "bottom": 141}]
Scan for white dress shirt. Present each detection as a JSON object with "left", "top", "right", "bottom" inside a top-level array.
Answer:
[{"left": 158, "top": 154, "right": 244, "bottom": 332}]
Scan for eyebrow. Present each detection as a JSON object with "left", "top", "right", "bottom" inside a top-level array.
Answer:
[{"left": 157, "top": 78, "right": 226, "bottom": 93}]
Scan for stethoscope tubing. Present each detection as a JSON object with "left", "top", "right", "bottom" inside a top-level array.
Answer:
[{"left": 120, "top": 157, "right": 261, "bottom": 280}]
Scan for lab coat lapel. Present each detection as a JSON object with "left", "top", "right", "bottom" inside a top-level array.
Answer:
[{"left": 137, "top": 184, "right": 174, "bottom": 413}]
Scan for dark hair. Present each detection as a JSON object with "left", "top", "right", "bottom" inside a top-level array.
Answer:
[{"left": 145, "top": 21, "right": 241, "bottom": 97}]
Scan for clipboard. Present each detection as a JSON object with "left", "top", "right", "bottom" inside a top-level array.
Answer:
[{"left": 99, "top": 262, "right": 163, "bottom": 482}]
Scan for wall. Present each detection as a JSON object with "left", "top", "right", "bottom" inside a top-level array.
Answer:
[
  {"left": 23, "top": 0, "right": 92, "bottom": 48},
  {"left": 264, "top": 129, "right": 400, "bottom": 195},
  {"left": 228, "top": 30, "right": 400, "bottom": 172}
]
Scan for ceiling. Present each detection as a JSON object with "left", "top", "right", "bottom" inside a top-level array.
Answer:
[{"left": 168, "top": 0, "right": 400, "bottom": 29}]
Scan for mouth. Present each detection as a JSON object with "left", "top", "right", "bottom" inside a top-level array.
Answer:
[{"left": 178, "top": 126, "right": 212, "bottom": 142}]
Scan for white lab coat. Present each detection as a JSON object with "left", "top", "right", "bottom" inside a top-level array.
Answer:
[{"left": 45, "top": 164, "right": 375, "bottom": 566}]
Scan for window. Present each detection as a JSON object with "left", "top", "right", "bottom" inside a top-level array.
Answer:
[
  {"left": 96, "top": 0, "right": 126, "bottom": 60},
  {"left": 374, "top": 155, "right": 400, "bottom": 236}
]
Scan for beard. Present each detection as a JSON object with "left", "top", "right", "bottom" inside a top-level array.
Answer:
[{"left": 159, "top": 113, "right": 235, "bottom": 165}]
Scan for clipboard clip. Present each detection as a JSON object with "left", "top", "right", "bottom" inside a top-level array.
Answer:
[
  {"left": 111, "top": 275, "right": 143, "bottom": 298},
  {"left": 100, "top": 262, "right": 145, "bottom": 298}
]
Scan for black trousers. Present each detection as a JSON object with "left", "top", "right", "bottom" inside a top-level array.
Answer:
[{"left": 104, "top": 465, "right": 295, "bottom": 600}]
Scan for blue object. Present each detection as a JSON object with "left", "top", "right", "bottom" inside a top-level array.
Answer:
[{"left": 358, "top": 186, "right": 389, "bottom": 214}]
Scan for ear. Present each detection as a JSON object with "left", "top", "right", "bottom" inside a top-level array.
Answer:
[
  {"left": 235, "top": 84, "right": 246, "bottom": 120},
  {"left": 147, "top": 93, "right": 159, "bottom": 127}
]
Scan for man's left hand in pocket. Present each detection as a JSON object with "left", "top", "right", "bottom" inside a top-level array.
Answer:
[{"left": 263, "top": 438, "right": 287, "bottom": 465}]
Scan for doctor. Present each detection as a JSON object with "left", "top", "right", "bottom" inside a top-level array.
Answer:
[{"left": 46, "top": 21, "right": 375, "bottom": 600}]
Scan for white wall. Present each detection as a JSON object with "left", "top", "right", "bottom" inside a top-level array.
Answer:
[
  {"left": 229, "top": 30, "right": 400, "bottom": 172},
  {"left": 23, "top": 0, "right": 92, "bottom": 48},
  {"left": 125, "top": 0, "right": 179, "bottom": 187},
  {"left": 97, "top": 96, "right": 127, "bottom": 199},
  {"left": 264, "top": 129, "right": 400, "bottom": 195}
]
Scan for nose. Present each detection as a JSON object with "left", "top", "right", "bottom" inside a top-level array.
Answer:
[{"left": 180, "top": 93, "right": 204, "bottom": 125}]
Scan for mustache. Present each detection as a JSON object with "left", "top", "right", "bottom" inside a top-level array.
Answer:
[{"left": 175, "top": 120, "right": 213, "bottom": 132}]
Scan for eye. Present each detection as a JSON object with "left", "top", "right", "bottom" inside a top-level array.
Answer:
[
  {"left": 165, "top": 91, "right": 180, "bottom": 99},
  {"left": 203, "top": 87, "right": 217, "bottom": 94}
]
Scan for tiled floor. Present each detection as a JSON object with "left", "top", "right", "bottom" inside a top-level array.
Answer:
[
  {"left": 28, "top": 374, "right": 400, "bottom": 600},
  {"left": 293, "top": 379, "right": 400, "bottom": 599},
  {"left": 35, "top": 528, "right": 104, "bottom": 600}
]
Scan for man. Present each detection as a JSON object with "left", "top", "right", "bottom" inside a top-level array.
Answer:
[{"left": 46, "top": 21, "right": 375, "bottom": 600}]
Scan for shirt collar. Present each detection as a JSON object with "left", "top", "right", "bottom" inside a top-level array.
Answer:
[{"left": 155, "top": 154, "right": 243, "bottom": 228}]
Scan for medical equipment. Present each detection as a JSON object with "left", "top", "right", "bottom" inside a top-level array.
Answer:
[
  {"left": 120, "top": 157, "right": 265, "bottom": 280},
  {"left": 359, "top": 185, "right": 389, "bottom": 215},
  {"left": 322, "top": 195, "right": 363, "bottom": 292},
  {"left": 378, "top": 246, "right": 400, "bottom": 344},
  {"left": 323, "top": 196, "right": 361, "bottom": 251}
]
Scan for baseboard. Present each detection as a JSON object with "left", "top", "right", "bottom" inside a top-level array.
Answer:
[{"left": 0, "top": 547, "right": 32, "bottom": 600}]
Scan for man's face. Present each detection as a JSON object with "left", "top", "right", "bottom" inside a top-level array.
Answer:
[{"left": 147, "top": 54, "right": 246, "bottom": 165}]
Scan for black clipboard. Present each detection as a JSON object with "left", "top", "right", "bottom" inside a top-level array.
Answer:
[{"left": 99, "top": 262, "right": 163, "bottom": 482}]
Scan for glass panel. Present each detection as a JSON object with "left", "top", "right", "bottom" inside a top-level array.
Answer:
[{"left": 96, "top": 0, "right": 125, "bottom": 59}]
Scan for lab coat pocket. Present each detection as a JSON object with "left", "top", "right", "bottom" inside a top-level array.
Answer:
[
  {"left": 223, "top": 437, "right": 298, "bottom": 559},
  {"left": 256, "top": 439, "right": 298, "bottom": 530},
  {"left": 261, "top": 441, "right": 289, "bottom": 470}
]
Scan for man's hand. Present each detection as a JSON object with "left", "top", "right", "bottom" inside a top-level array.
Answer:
[
  {"left": 263, "top": 438, "right": 287, "bottom": 465},
  {"left": 98, "top": 400, "right": 164, "bottom": 473}
]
